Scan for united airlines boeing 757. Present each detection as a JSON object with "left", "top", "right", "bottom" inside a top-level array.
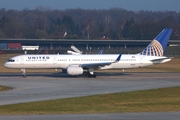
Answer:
[{"left": 4, "top": 29, "right": 173, "bottom": 78}]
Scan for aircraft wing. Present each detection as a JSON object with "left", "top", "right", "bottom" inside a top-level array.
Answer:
[
  {"left": 80, "top": 53, "right": 122, "bottom": 69},
  {"left": 81, "top": 62, "right": 111, "bottom": 69}
]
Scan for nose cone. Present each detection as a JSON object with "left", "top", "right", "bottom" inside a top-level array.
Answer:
[{"left": 4, "top": 62, "right": 10, "bottom": 68}]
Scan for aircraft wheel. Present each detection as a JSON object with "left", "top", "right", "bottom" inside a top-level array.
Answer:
[
  {"left": 23, "top": 75, "right": 27, "bottom": 78},
  {"left": 88, "top": 74, "right": 92, "bottom": 78},
  {"left": 93, "top": 75, "right": 96, "bottom": 78},
  {"left": 88, "top": 74, "right": 96, "bottom": 78}
]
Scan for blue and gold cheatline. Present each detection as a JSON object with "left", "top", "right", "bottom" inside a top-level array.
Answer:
[{"left": 140, "top": 40, "right": 163, "bottom": 56}]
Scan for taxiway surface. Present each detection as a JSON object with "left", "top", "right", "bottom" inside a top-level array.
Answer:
[
  {"left": 0, "top": 72, "right": 180, "bottom": 120},
  {"left": 0, "top": 72, "right": 180, "bottom": 105}
]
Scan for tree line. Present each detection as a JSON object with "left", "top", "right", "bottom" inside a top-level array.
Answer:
[{"left": 0, "top": 7, "right": 180, "bottom": 40}]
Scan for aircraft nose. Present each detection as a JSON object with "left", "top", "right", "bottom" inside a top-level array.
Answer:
[{"left": 4, "top": 62, "right": 9, "bottom": 68}]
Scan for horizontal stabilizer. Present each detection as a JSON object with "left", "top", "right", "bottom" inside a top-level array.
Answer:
[{"left": 150, "top": 57, "right": 171, "bottom": 64}]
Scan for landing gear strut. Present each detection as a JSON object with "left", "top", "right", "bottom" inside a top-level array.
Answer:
[
  {"left": 86, "top": 71, "right": 96, "bottom": 78},
  {"left": 85, "top": 69, "right": 96, "bottom": 78},
  {"left": 21, "top": 69, "right": 27, "bottom": 78}
]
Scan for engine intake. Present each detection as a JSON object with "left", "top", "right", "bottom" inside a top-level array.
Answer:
[{"left": 67, "top": 66, "right": 83, "bottom": 75}]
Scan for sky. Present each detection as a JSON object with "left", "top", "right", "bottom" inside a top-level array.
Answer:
[{"left": 0, "top": 0, "right": 179, "bottom": 12}]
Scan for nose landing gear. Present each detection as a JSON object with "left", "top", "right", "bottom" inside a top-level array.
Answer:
[{"left": 21, "top": 69, "right": 27, "bottom": 78}]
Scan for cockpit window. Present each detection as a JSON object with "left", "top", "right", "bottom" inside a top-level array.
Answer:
[{"left": 8, "top": 59, "right": 15, "bottom": 62}]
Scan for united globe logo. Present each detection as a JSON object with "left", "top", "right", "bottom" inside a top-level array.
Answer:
[{"left": 140, "top": 40, "right": 163, "bottom": 56}]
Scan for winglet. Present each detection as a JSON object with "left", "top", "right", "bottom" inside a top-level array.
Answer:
[{"left": 114, "top": 53, "right": 122, "bottom": 63}]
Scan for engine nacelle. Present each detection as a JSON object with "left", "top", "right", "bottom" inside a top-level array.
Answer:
[{"left": 67, "top": 66, "right": 83, "bottom": 75}]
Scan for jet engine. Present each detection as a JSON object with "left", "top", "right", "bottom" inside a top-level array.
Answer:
[{"left": 67, "top": 65, "right": 83, "bottom": 75}]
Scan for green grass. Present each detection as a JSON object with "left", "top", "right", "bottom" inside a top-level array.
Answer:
[
  {"left": 0, "top": 85, "right": 12, "bottom": 91},
  {"left": 0, "top": 86, "right": 180, "bottom": 115}
]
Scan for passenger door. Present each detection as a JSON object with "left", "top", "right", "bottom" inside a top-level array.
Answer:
[
  {"left": 53, "top": 56, "right": 57, "bottom": 64},
  {"left": 20, "top": 57, "right": 24, "bottom": 64}
]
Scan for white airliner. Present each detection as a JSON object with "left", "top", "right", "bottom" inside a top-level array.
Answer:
[{"left": 4, "top": 29, "right": 172, "bottom": 78}]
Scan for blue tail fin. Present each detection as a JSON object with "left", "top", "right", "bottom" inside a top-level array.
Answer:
[{"left": 140, "top": 29, "right": 173, "bottom": 56}]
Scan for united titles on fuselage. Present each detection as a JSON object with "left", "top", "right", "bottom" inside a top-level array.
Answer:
[
  {"left": 26, "top": 56, "right": 50, "bottom": 61},
  {"left": 27, "top": 56, "right": 50, "bottom": 60}
]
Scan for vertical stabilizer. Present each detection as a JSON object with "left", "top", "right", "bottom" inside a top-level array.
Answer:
[{"left": 140, "top": 29, "right": 172, "bottom": 56}]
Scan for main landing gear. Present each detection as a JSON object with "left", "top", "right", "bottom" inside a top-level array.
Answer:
[
  {"left": 88, "top": 73, "right": 96, "bottom": 78},
  {"left": 85, "top": 70, "right": 96, "bottom": 78},
  {"left": 21, "top": 69, "right": 27, "bottom": 78}
]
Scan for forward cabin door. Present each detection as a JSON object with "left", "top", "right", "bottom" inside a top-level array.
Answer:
[
  {"left": 53, "top": 56, "right": 57, "bottom": 64},
  {"left": 20, "top": 57, "right": 24, "bottom": 64}
]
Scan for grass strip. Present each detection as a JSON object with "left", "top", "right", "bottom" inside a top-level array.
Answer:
[{"left": 0, "top": 86, "right": 180, "bottom": 115}]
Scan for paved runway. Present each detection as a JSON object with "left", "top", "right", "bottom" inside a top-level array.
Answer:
[
  {"left": 0, "top": 72, "right": 180, "bottom": 105},
  {"left": 0, "top": 72, "right": 180, "bottom": 119}
]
